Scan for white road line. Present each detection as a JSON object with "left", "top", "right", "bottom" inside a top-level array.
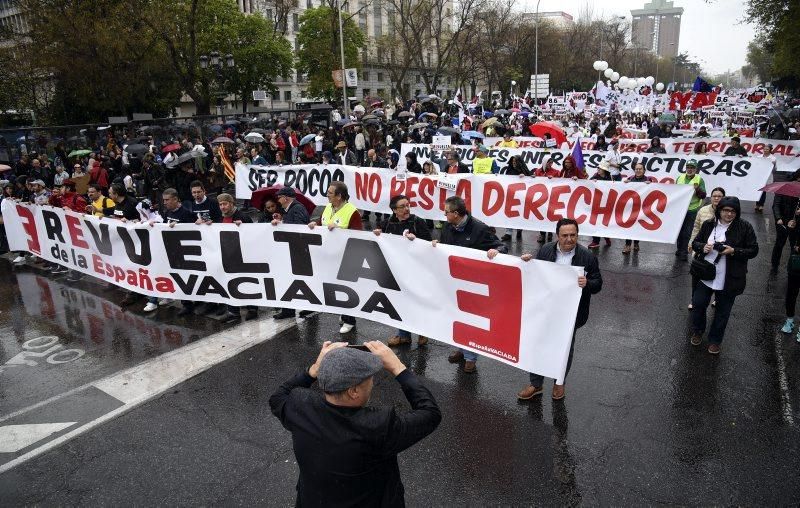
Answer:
[
  {"left": 0, "top": 316, "right": 299, "bottom": 474},
  {"left": 773, "top": 331, "right": 795, "bottom": 426}
]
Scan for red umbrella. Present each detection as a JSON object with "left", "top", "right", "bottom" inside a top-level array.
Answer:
[
  {"left": 162, "top": 143, "right": 181, "bottom": 153},
  {"left": 250, "top": 186, "right": 316, "bottom": 215},
  {"left": 528, "top": 121, "right": 567, "bottom": 147},
  {"left": 759, "top": 181, "right": 800, "bottom": 198}
]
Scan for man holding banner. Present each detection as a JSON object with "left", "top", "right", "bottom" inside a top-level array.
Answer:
[
  {"left": 675, "top": 160, "right": 707, "bottom": 261},
  {"left": 310, "top": 181, "right": 363, "bottom": 333},
  {"left": 518, "top": 218, "right": 602, "bottom": 401},
  {"left": 435, "top": 196, "right": 505, "bottom": 373}
]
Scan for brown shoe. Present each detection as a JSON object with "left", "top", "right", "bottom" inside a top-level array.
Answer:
[
  {"left": 690, "top": 333, "right": 702, "bottom": 346},
  {"left": 708, "top": 343, "right": 721, "bottom": 354},
  {"left": 552, "top": 384, "right": 566, "bottom": 400},
  {"left": 463, "top": 360, "right": 476, "bottom": 373},
  {"left": 517, "top": 385, "right": 543, "bottom": 400},
  {"left": 387, "top": 335, "right": 412, "bottom": 347},
  {"left": 448, "top": 350, "right": 464, "bottom": 363},
  {"left": 622, "top": 245, "right": 631, "bottom": 254},
  {"left": 417, "top": 336, "right": 429, "bottom": 346},
  {"left": 633, "top": 244, "right": 640, "bottom": 251}
]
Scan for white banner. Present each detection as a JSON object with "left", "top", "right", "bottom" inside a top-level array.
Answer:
[
  {"left": 575, "top": 136, "right": 797, "bottom": 172},
  {"left": 235, "top": 163, "right": 693, "bottom": 243},
  {"left": 2, "top": 200, "right": 582, "bottom": 381},
  {"left": 399, "top": 143, "right": 771, "bottom": 201}
]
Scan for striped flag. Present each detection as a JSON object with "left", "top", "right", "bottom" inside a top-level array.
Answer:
[{"left": 219, "top": 147, "right": 235, "bottom": 182}]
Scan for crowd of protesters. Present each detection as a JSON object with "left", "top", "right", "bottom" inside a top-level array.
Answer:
[{"left": 0, "top": 89, "right": 796, "bottom": 376}]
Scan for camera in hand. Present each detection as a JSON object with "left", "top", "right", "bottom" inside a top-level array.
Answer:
[
  {"left": 201, "top": 212, "right": 211, "bottom": 222},
  {"left": 713, "top": 242, "right": 726, "bottom": 253}
]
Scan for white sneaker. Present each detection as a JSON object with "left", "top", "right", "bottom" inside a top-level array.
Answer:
[
  {"left": 158, "top": 298, "right": 170, "bottom": 306},
  {"left": 339, "top": 323, "right": 355, "bottom": 333},
  {"left": 12, "top": 255, "right": 26, "bottom": 264},
  {"left": 782, "top": 318, "right": 794, "bottom": 334},
  {"left": 143, "top": 302, "right": 158, "bottom": 312}
]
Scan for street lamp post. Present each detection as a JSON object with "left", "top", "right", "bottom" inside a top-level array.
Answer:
[
  {"left": 199, "top": 50, "right": 235, "bottom": 117},
  {"left": 534, "top": 0, "right": 541, "bottom": 105},
  {"left": 336, "top": 0, "right": 350, "bottom": 118},
  {"left": 667, "top": 42, "right": 677, "bottom": 89}
]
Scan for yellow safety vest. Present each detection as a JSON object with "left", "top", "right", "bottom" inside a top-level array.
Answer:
[
  {"left": 473, "top": 157, "right": 494, "bottom": 174},
  {"left": 321, "top": 202, "right": 358, "bottom": 229}
]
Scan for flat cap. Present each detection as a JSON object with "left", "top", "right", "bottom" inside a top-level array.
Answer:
[{"left": 317, "top": 347, "right": 383, "bottom": 393}]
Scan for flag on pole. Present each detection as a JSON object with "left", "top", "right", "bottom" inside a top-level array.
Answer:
[
  {"left": 219, "top": 146, "right": 235, "bottom": 183},
  {"left": 571, "top": 136, "right": 585, "bottom": 170},
  {"left": 452, "top": 88, "right": 465, "bottom": 127}
]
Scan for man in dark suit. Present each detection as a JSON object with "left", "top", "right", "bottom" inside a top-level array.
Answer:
[
  {"left": 435, "top": 195, "right": 506, "bottom": 373},
  {"left": 271, "top": 186, "right": 313, "bottom": 320},
  {"left": 270, "top": 340, "right": 441, "bottom": 507},
  {"left": 517, "top": 217, "right": 603, "bottom": 401}
]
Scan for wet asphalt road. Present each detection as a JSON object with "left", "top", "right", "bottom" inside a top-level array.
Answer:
[{"left": 1, "top": 203, "right": 800, "bottom": 505}]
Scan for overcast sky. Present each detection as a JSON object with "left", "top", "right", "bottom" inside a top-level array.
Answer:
[{"left": 517, "top": 0, "right": 755, "bottom": 75}]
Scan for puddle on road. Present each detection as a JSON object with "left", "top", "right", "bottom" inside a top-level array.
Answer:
[{"left": 0, "top": 264, "right": 218, "bottom": 414}]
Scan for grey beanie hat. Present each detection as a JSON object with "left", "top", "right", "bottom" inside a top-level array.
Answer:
[{"left": 317, "top": 347, "right": 383, "bottom": 393}]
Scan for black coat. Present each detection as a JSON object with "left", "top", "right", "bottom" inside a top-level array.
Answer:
[
  {"left": 269, "top": 369, "right": 441, "bottom": 508},
  {"left": 439, "top": 214, "right": 505, "bottom": 253},
  {"left": 772, "top": 193, "right": 799, "bottom": 223},
  {"left": 104, "top": 195, "right": 139, "bottom": 221},
  {"left": 692, "top": 218, "right": 759, "bottom": 296},
  {"left": 536, "top": 242, "right": 602, "bottom": 328},
  {"left": 379, "top": 214, "right": 432, "bottom": 240},
  {"left": 282, "top": 199, "right": 311, "bottom": 225}
]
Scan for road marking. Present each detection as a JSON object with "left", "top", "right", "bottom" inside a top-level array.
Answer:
[
  {"left": 0, "top": 316, "right": 299, "bottom": 474},
  {"left": 0, "top": 423, "right": 77, "bottom": 453},
  {"left": 773, "top": 331, "right": 795, "bottom": 426}
]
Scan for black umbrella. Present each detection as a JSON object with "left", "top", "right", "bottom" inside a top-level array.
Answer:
[
  {"left": 398, "top": 111, "right": 413, "bottom": 118},
  {"left": 166, "top": 149, "right": 206, "bottom": 168},
  {"left": 124, "top": 143, "right": 149, "bottom": 157},
  {"left": 437, "top": 127, "right": 458, "bottom": 135}
]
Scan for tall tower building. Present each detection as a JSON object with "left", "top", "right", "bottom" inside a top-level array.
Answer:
[{"left": 631, "top": 0, "right": 683, "bottom": 58}]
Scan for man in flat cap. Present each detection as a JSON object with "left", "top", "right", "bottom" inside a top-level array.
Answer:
[{"left": 269, "top": 340, "right": 441, "bottom": 507}]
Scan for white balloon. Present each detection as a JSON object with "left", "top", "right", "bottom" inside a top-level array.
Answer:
[
  {"left": 655, "top": 82, "right": 665, "bottom": 91},
  {"left": 599, "top": 61, "right": 609, "bottom": 71},
  {"left": 593, "top": 60, "right": 602, "bottom": 71},
  {"left": 637, "top": 77, "right": 646, "bottom": 87},
  {"left": 604, "top": 68, "right": 614, "bottom": 78},
  {"left": 619, "top": 76, "right": 628, "bottom": 87},
  {"left": 645, "top": 76, "right": 655, "bottom": 86},
  {"left": 611, "top": 72, "right": 620, "bottom": 82}
]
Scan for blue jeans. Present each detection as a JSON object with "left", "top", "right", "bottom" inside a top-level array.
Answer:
[
  {"left": 461, "top": 348, "right": 478, "bottom": 362},
  {"left": 691, "top": 283, "right": 736, "bottom": 344},
  {"left": 397, "top": 329, "right": 411, "bottom": 339}
]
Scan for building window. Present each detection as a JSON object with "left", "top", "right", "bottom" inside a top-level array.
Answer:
[
  {"left": 284, "top": 90, "right": 292, "bottom": 101},
  {"left": 362, "top": 70, "right": 370, "bottom": 81},
  {"left": 272, "top": 90, "right": 280, "bottom": 100},
  {"left": 293, "top": 13, "right": 299, "bottom": 32},
  {"left": 377, "top": 72, "right": 384, "bottom": 82},
  {"left": 376, "top": 88, "right": 385, "bottom": 98},
  {"left": 363, "top": 88, "right": 371, "bottom": 98},
  {"left": 306, "top": 0, "right": 313, "bottom": 7}
]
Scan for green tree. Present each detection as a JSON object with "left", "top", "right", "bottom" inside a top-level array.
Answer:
[
  {"left": 745, "top": 0, "right": 800, "bottom": 89},
  {"left": 226, "top": 13, "right": 293, "bottom": 113},
  {"left": 295, "top": 6, "right": 365, "bottom": 101},
  {"left": 154, "top": 0, "right": 293, "bottom": 115},
  {"left": 12, "top": 0, "right": 181, "bottom": 124}
]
